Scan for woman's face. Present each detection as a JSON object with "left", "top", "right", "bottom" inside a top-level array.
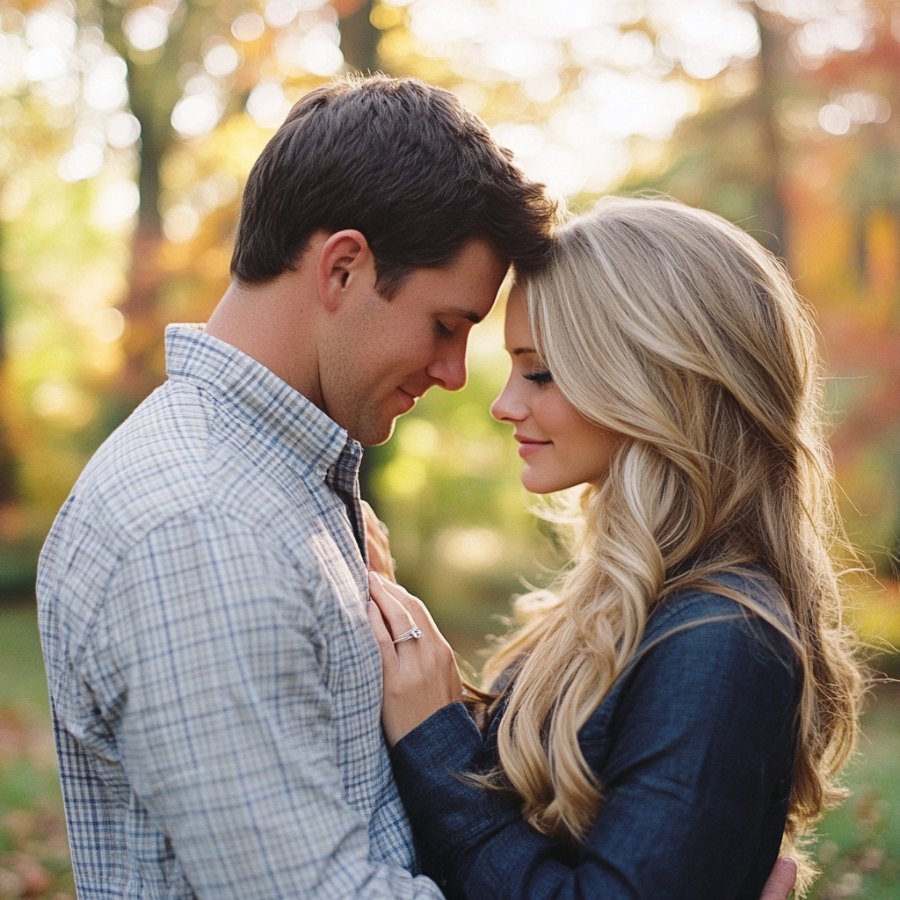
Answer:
[{"left": 491, "top": 288, "right": 624, "bottom": 494}]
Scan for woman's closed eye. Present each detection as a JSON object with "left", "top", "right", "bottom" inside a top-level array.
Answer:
[{"left": 524, "top": 370, "right": 553, "bottom": 386}]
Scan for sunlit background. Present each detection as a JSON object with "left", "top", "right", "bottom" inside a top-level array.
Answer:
[{"left": 1, "top": 0, "right": 899, "bottom": 896}]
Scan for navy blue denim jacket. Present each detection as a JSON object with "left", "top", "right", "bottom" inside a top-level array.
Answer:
[{"left": 390, "top": 568, "right": 800, "bottom": 900}]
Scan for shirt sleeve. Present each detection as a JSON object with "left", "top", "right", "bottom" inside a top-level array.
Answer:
[
  {"left": 89, "top": 509, "right": 443, "bottom": 900},
  {"left": 389, "top": 608, "right": 799, "bottom": 900}
]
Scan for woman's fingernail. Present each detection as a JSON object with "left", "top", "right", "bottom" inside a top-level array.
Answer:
[{"left": 368, "top": 570, "right": 381, "bottom": 586}]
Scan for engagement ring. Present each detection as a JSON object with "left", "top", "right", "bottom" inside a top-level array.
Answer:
[{"left": 392, "top": 627, "right": 423, "bottom": 644}]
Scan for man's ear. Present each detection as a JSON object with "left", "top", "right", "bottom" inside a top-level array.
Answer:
[{"left": 317, "top": 230, "right": 375, "bottom": 311}]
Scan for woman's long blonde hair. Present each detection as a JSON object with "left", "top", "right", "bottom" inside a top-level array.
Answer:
[{"left": 475, "top": 197, "right": 864, "bottom": 893}]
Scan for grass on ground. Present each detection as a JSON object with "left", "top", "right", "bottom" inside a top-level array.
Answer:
[{"left": 1, "top": 603, "right": 898, "bottom": 899}]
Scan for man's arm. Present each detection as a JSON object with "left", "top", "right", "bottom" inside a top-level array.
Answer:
[{"left": 99, "top": 511, "right": 442, "bottom": 900}]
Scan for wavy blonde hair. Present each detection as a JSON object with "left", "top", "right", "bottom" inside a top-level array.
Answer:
[{"left": 473, "top": 197, "right": 864, "bottom": 893}]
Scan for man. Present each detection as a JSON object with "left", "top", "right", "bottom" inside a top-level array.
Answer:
[{"left": 38, "top": 75, "right": 797, "bottom": 900}]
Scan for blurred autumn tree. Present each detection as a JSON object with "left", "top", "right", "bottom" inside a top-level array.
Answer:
[
  {"left": 0, "top": 0, "right": 380, "bottom": 593},
  {"left": 0, "top": 0, "right": 92, "bottom": 587},
  {"left": 617, "top": 0, "right": 900, "bottom": 583},
  {"left": 0, "top": 0, "right": 898, "bottom": 650},
  {"left": 2, "top": 8, "right": 899, "bottom": 898},
  {"left": 85, "top": 0, "right": 378, "bottom": 407}
]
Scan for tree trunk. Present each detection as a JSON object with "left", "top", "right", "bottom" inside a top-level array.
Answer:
[
  {"left": 339, "top": 0, "right": 380, "bottom": 75},
  {"left": 96, "top": 0, "right": 215, "bottom": 409},
  {"left": 751, "top": 4, "right": 790, "bottom": 259},
  {"left": 115, "top": 70, "right": 172, "bottom": 407},
  {"left": 0, "top": 221, "right": 17, "bottom": 510}
]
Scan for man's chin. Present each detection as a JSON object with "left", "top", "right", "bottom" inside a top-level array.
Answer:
[{"left": 350, "top": 418, "right": 397, "bottom": 447}]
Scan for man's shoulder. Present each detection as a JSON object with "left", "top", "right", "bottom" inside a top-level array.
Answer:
[
  {"left": 72, "top": 381, "right": 218, "bottom": 541},
  {"left": 37, "top": 380, "right": 338, "bottom": 654},
  {"left": 53, "top": 379, "right": 323, "bottom": 558}
]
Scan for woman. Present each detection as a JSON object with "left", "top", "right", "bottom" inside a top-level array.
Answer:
[{"left": 366, "top": 197, "right": 864, "bottom": 900}]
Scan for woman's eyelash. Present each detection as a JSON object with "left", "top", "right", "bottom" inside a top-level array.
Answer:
[{"left": 524, "top": 371, "right": 553, "bottom": 386}]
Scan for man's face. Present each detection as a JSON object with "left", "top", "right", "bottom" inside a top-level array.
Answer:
[{"left": 319, "top": 238, "right": 508, "bottom": 445}]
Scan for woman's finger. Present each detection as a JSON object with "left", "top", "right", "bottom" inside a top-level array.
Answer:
[
  {"left": 367, "top": 596, "right": 391, "bottom": 646},
  {"left": 362, "top": 501, "right": 396, "bottom": 582},
  {"left": 368, "top": 572, "right": 418, "bottom": 641},
  {"left": 370, "top": 576, "right": 442, "bottom": 638},
  {"left": 367, "top": 598, "right": 398, "bottom": 663},
  {"left": 759, "top": 858, "right": 796, "bottom": 900},
  {"left": 367, "top": 572, "right": 464, "bottom": 747}
]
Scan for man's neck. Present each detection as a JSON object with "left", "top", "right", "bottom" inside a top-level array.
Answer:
[{"left": 206, "top": 273, "right": 322, "bottom": 407}]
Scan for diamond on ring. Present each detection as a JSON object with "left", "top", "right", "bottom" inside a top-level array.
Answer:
[{"left": 392, "top": 627, "right": 423, "bottom": 644}]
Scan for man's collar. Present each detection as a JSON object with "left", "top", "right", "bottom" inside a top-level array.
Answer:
[{"left": 164, "top": 324, "right": 362, "bottom": 484}]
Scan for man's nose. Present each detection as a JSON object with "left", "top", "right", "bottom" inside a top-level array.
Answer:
[{"left": 427, "top": 344, "right": 467, "bottom": 392}]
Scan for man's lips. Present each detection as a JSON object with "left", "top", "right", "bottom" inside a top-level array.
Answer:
[
  {"left": 515, "top": 435, "right": 551, "bottom": 458},
  {"left": 396, "top": 388, "right": 420, "bottom": 412}
]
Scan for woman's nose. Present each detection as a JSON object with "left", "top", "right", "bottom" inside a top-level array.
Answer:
[{"left": 490, "top": 379, "right": 524, "bottom": 422}]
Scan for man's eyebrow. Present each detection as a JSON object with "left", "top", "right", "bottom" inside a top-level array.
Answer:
[{"left": 445, "top": 307, "right": 484, "bottom": 324}]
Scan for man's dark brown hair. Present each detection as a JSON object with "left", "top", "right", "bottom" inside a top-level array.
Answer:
[{"left": 231, "top": 74, "right": 557, "bottom": 296}]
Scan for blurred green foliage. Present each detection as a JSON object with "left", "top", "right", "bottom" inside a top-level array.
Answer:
[
  {"left": 0, "top": 606, "right": 74, "bottom": 899},
  {"left": 807, "top": 682, "right": 900, "bottom": 900}
]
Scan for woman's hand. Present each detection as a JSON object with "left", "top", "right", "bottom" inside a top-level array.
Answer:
[
  {"left": 362, "top": 501, "right": 396, "bottom": 582},
  {"left": 367, "top": 571, "right": 463, "bottom": 747}
]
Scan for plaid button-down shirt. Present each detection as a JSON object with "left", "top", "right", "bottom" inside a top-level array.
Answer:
[{"left": 37, "top": 325, "right": 442, "bottom": 900}]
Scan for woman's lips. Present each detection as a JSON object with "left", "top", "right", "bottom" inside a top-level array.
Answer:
[{"left": 515, "top": 437, "right": 550, "bottom": 458}]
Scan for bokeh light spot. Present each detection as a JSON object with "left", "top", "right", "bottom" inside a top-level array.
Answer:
[
  {"left": 247, "top": 81, "right": 291, "bottom": 127},
  {"left": 92, "top": 181, "right": 140, "bottom": 231},
  {"left": 90, "top": 308, "right": 126, "bottom": 344},
  {"left": 819, "top": 103, "right": 852, "bottom": 135},
  {"left": 171, "top": 94, "right": 221, "bottom": 137},
  {"left": 123, "top": 5, "right": 170, "bottom": 52},
  {"left": 58, "top": 144, "right": 105, "bottom": 182},
  {"left": 232, "top": 13, "right": 266, "bottom": 42},
  {"left": 163, "top": 204, "right": 201, "bottom": 242},
  {"left": 106, "top": 112, "right": 142, "bottom": 148},
  {"left": 437, "top": 527, "right": 504, "bottom": 572},
  {"left": 204, "top": 42, "right": 240, "bottom": 77},
  {"left": 84, "top": 56, "right": 129, "bottom": 112}
]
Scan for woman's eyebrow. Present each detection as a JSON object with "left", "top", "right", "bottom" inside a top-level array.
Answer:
[{"left": 512, "top": 346, "right": 537, "bottom": 356}]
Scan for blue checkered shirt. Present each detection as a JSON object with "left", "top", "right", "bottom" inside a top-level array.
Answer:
[{"left": 37, "top": 325, "right": 443, "bottom": 899}]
